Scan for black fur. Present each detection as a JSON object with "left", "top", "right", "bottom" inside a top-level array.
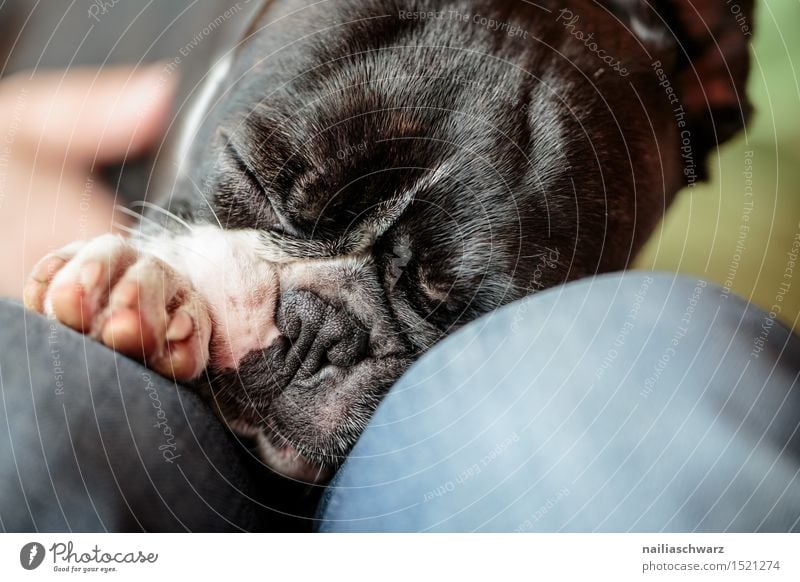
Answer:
[{"left": 150, "top": 0, "right": 754, "bottom": 474}]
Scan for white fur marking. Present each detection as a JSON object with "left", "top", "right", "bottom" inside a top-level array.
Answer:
[{"left": 143, "top": 225, "right": 281, "bottom": 371}]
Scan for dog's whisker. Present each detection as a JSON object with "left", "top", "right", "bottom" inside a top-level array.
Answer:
[
  {"left": 130, "top": 200, "right": 195, "bottom": 232},
  {"left": 200, "top": 194, "right": 225, "bottom": 230},
  {"left": 185, "top": 173, "right": 225, "bottom": 230},
  {"left": 115, "top": 205, "right": 168, "bottom": 232},
  {"left": 114, "top": 223, "right": 221, "bottom": 270},
  {"left": 112, "top": 221, "right": 150, "bottom": 240}
]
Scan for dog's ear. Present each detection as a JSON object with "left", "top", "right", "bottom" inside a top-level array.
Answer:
[{"left": 610, "top": 0, "right": 755, "bottom": 180}]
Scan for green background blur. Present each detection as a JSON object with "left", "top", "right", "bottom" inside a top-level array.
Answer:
[{"left": 636, "top": 1, "right": 800, "bottom": 332}]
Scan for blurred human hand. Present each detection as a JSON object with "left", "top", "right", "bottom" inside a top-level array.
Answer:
[{"left": 0, "top": 65, "right": 174, "bottom": 298}]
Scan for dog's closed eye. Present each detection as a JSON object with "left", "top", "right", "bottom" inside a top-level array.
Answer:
[{"left": 224, "top": 145, "right": 290, "bottom": 234}]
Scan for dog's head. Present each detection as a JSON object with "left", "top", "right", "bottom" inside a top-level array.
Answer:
[{"left": 159, "top": 0, "right": 754, "bottom": 479}]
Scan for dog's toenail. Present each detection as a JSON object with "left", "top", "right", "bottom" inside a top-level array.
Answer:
[
  {"left": 166, "top": 310, "right": 194, "bottom": 342},
  {"left": 111, "top": 281, "right": 139, "bottom": 308}
]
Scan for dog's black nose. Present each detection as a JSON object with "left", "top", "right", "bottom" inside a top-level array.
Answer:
[{"left": 277, "top": 290, "right": 368, "bottom": 377}]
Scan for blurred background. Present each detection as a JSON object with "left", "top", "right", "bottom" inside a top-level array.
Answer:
[
  {"left": 0, "top": 0, "right": 798, "bottom": 331},
  {"left": 636, "top": 1, "right": 800, "bottom": 333}
]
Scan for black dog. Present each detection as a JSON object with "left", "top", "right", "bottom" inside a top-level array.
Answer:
[{"left": 26, "top": 0, "right": 754, "bottom": 481}]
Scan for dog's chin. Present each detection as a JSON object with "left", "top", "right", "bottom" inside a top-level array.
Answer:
[
  {"left": 253, "top": 431, "right": 331, "bottom": 483},
  {"left": 226, "top": 417, "right": 330, "bottom": 483}
]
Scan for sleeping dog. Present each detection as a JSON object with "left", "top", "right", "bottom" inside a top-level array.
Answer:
[{"left": 24, "top": 0, "right": 753, "bottom": 481}]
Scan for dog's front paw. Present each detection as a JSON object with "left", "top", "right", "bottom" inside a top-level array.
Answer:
[{"left": 24, "top": 234, "right": 211, "bottom": 381}]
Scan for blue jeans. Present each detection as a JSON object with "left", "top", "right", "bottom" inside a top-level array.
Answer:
[{"left": 1, "top": 273, "right": 798, "bottom": 531}]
